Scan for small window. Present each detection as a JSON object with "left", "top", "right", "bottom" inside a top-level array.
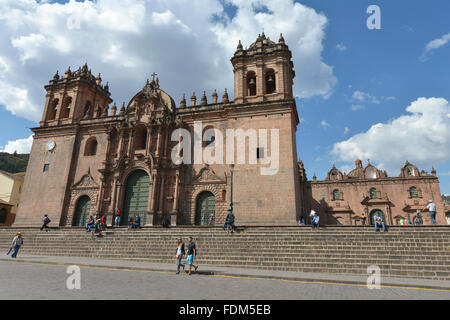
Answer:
[
  {"left": 43, "top": 164, "right": 50, "bottom": 172},
  {"left": 333, "top": 189, "right": 341, "bottom": 200},
  {"left": 370, "top": 188, "right": 378, "bottom": 199},
  {"left": 257, "top": 147, "right": 264, "bottom": 159},
  {"left": 85, "top": 138, "right": 98, "bottom": 156},
  {"left": 409, "top": 187, "right": 418, "bottom": 198}
]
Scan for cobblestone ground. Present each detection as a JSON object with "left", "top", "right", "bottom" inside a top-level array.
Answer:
[{"left": 0, "top": 261, "right": 449, "bottom": 300}]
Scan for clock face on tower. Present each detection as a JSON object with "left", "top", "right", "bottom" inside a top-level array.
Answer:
[{"left": 46, "top": 140, "right": 56, "bottom": 151}]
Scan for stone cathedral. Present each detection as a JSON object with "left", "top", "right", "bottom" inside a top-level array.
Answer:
[{"left": 16, "top": 33, "right": 302, "bottom": 227}]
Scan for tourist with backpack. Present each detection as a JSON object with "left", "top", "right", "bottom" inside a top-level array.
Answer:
[
  {"left": 40, "top": 214, "right": 51, "bottom": 232},
  {"left": 175, "top": 238, "right": 186, "bottom": 274},
  {"left": 374, "top": 212, "right": 386, "bottom": 232}
]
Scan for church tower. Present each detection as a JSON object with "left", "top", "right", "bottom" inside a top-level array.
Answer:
[
  {"left": 41, "top": 63, "right": 112, "bottom": 127},
  {"left": 231, "top": 33, "right": 295, "bottom": 104}
]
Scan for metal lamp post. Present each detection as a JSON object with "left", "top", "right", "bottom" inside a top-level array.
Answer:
[{"left": 229, "top": 164, "right": 234, "bottom": 213}]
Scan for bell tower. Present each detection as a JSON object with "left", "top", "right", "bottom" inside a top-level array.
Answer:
[
  {"left": 231, "top": 33, "right": 295, "bottom": 104},
  {"left": 40, "top": 63, "right": 112, "bottom": 127}
]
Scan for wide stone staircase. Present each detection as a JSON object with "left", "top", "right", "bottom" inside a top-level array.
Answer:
[{"left": 1, "top": 226, "right": 449, "bottom": 280}]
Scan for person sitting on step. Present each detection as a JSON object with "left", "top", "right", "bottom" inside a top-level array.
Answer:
[{"left": 374, "top": 213, "right": 386, "bottom": 232}]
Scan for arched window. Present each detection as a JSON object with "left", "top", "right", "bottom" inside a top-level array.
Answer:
[
  {"left": 246, "top": 71, "right": 256, "bottom": 96},
  {"left": 370, "top": 188, "right": 378, "bottom": 199},
  {"left": 203, "top": 127, "right": 216, "bottom": 148},
  {"left": 265, "top": 69, "right": 276, "bottom": 94},
  {"left": 0, "top": 208, "right": 7, "bottom": 224},
  {"left": 84, "top": 137, "right": 98, "bottom": 156},
  {"left": 48, "top": 99, "right": 59, "bottom": 121},
  {"left": 83, "top": 101, "right": 92, "bottom": 118},
  {"left": 409, "top": 187, "right": 418, "bottom": 198},
  {"left": 60, "top": 97, "right": 72, "bottom": 119},
  {"left": 134, "top": 126, "right": 147, "bottom": 150},
  {"left": 333, "top": 189, "right": 341, "bottom": 200}
]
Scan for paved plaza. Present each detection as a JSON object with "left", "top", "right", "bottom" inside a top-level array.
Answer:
[{"left": 0, "top": 256, "right": 449, "bottom": 300}]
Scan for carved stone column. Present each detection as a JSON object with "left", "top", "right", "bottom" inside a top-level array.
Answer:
[
  {"left": 158, "top": 174, "right": 166, "bottom": 214},
  {"left": 170, "top": 171, "right": 180, "bottom": 226},
  {"left": 156, "top": 127, "right": 162, "bottom": 157}
]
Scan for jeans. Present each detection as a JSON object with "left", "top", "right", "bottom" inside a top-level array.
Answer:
[
  {"left": 176, "top": 255, "right": 184, "bottom": 273},
  {"left": 430, "top": 211, "right": 437, "bottom": 225},
  {"left": 40, "top": 222, "right": 49, "bottom": 231},
  {"left": 312, "top": 221, "right": 319, "bottom": 228},
  {"left": 11, "top": 245, "right": 20, "bottom": 258},
  {"left": 375, "top": 222, "right": 386, "bottom": 232},
  {"left": 226, "top": 222, "right": 234, "bottom": 233}
]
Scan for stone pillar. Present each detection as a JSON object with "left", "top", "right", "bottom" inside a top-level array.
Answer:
[
  {"left": 170, "top": 172, "right": 180, "bottom": 226},
  {"left": 256, "top": 61, "right": 264, "bottom": 98},
  {"left": 128, "top": 130, "right": 135, "bottom": 156},
  {"left": 158, "top": 174, "right": 166, "bottom": 214},
  {"left": 145, "top": 126, "right": 151, "bottom": 156},
  {"left": 156, "top": 127, "right": 162, "bottom": 157}
]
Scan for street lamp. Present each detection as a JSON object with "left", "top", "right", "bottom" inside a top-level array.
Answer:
[{"left": 229, "top": 164, "right": 234, "bottom": 213}]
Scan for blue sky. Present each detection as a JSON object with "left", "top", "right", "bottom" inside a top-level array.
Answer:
[{"left": 0, "top": 0, "right": 449, "bottom": 194}]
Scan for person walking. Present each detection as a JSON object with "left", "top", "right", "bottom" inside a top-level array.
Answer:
[
  {"left": 11, "top": 232, "right": 23, "bottom": 258},
  {"left": 40, "top": 214, "right": 51, "bottom": 232},
  {"left": 174, "top": 238, "right": 186, "bottom": 274},
  {"left": 426, "top": 200, "right": 437, "bottom": 225},
  {"left": 225, "top": 210, "right": 235, "bottom": 234},
  {"left": 186, "top": 237, "right": 198, "bottom": 275},
  {"left": 86, "top": 216, "right": 94, "bottom": 232}
]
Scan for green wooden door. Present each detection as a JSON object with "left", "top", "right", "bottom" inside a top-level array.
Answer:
[
  {"left": 195, "top": 191, "right": 215, "bottom": 226},
  {"left": 122, "top": 170, "right": 150, "bottom": 225},
  {"left": 73, "top": 196, "right": 91, "bottom": 226}
]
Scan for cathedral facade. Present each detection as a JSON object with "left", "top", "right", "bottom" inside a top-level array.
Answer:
[
  {"left": 298, "top": 159, "right": 448, "bottom": 225},
  {"left": 15, "top": 34, "right": 302, "bottom": 227}
]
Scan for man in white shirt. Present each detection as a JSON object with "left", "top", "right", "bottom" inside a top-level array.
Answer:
[
  {"left": 11, "top": 232, "right": 23, "bottom": 258},
  {"left": 426, "top": 200, "right": 437, "bottom": 225},
  {"left": 309, "top": 210, "right": 316, "bottom": 225}
]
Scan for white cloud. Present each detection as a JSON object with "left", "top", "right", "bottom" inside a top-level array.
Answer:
[
  {"left": 336, "top": 43, "right": 347, "bottom": 51},
  {"left": 344, "top": 127, "right": 349, "bottom": 134},
  {"left": 0, "top": 0, "right": 337, "bottom": 122},
  {"left": 331, "top": 97, "right": 450, "bottom": 174},
  {"left": 421, "top": 32, "right": 450, "bottom": 61},
  {"left": 350, "top": 104, "right": 365, "bottom": 111},
  {"left": 0, "top": 135, "right": 33, "bottom": 154},
  {"left": 352, "top": 90, "right": 380, "bottom": 104},
  {"left": 320, "top": 120, "right": 330, "bottom": 128}
]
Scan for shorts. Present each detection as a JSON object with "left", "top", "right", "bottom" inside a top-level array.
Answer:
[
  {"left": 115, "top": 216, "right": 121, "bottom": 223},
  {"left": 187, "top": 254, "right": 194, "bottom": 265}
]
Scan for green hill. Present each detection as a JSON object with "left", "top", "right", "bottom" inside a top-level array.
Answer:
[{"left": 0, "top": 152, "right": 29, "bottom": 173}]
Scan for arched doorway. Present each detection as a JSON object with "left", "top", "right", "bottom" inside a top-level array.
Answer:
[
  {"left": 195, "top": 191, "right": 216, "bottom": 226},
  {"left": 73, "top": 196, "right": 91, "bottom": 226},
  {"left": 0, "top": 208, "right": 7, "bottom": 224},
  {"left": 122, "top": 170, "right": 150, "bottom": 225},
  {"left": 369, "top": 209, "right": 386, "bottom": 225}
]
